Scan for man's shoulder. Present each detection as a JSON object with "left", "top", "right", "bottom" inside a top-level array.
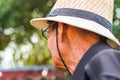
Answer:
[
  {"left": 90, "top": 48, "right": 120, "bottom": 63},
  {"left": 85, "top": 48, "right": 120, "bottom": 80}
]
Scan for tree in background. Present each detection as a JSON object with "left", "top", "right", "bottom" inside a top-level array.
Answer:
[
  {"left": 0, "top": 0, "right": 120, "bottom": 68},
  {"left": 0, "top": 0, "right": 55, "bottom": 68},
  {"left": 113, "top": 0, "right": 120, "bottom": 41}
]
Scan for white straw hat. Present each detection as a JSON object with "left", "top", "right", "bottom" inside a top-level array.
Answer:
[{"left": 30, "top": 0, "right": 120, "bottom": 48}]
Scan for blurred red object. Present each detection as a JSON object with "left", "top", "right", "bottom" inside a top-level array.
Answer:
[{"left": 0, "top": 65, "right": 65, "bottom": 80}]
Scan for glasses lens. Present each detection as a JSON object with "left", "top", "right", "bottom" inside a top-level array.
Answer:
[{"left": 43, "top": 30, "right": 49, "bottom": 39}]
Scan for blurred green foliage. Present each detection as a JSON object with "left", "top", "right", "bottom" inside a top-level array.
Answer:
[
  {"left": 0, "top": 0, "right": 54, "bottom": 68},
  {"left": 0, "top": 0, "right": 120, "bottom": 68},
  {"left": 113, "top": 0, "right": 120, "bottom": 41}
]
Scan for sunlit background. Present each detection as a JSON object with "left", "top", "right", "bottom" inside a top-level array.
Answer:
[
  {"left": 0, "top": 0, "right": 55, "bottom": 69},
  {"left": 0, "top": 0, "right": 120, "bottom": 69}
]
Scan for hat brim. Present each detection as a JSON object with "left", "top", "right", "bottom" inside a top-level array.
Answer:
[{"left": 30, "top": 16, "right": 120, "bottom": 48}]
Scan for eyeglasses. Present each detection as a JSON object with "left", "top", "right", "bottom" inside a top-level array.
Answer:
[{"left": 41, "top": 22, "right": 57, "bottom": 39}]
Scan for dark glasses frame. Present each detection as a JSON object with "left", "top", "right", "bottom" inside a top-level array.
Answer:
[{"left": 41, "top": 22, "right": 57, "bottom": 40}]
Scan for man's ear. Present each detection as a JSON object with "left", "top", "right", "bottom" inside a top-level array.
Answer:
[{"left": 58, "top": 23, "right": 67, "bottom": 42}]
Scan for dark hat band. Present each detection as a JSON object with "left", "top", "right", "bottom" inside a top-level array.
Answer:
[{"left": 47, "top": 8, "right": 112, "bottom": 32}]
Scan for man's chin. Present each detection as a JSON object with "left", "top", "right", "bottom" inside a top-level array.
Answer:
[{"left": 54, "top": 65, "right": 66, "bottom": 71}]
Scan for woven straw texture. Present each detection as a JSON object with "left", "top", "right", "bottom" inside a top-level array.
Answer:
[
  {"left": 51, "top": 0, "right": 114, "bottom": 23},
  {"left": 30, "top": 0, "right": 120, "bottom": 48}
]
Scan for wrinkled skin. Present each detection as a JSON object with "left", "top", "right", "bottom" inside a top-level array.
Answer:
[{"left": 48, "top": 22, "right": 100, "bottom": 74}]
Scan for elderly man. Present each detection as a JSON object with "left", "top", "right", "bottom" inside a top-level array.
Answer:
[{"left": 30, "top": 0, "right": 120, "bottom": 80}]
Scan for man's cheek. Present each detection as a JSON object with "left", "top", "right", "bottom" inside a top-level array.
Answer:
[{"left": 48, "top": 39, "right": 58, "bottom": 59}]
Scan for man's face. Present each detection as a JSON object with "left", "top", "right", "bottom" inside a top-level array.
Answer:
[{"left": 47, "top": 22, "right": 100, "bottom": 73}]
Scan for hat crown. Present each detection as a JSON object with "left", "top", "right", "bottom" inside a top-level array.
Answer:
[{"left": 51, "top": 0, "right": 114, "bottom": 23}]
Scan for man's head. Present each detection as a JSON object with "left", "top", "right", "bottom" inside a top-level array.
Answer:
[
  {"left": 45, "top": 22, "right": 100, "bottom": 73},
  {"left": 30, "top": 0, "right": 120, "bottom": 73}
]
